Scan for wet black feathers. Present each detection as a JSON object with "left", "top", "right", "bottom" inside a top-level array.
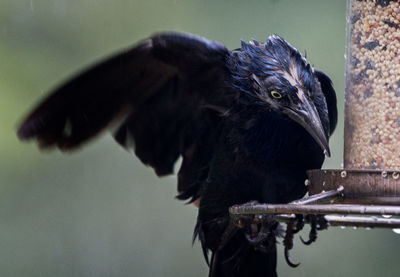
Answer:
[
  {"left": 17, "top": 32, "right": 233, "bottom": 199},
  {"left": 17, "top": 32, "right": 337, "bottom": 277},
  {"left": 314, "top": 70, "right": 338, "bottom": 135}
]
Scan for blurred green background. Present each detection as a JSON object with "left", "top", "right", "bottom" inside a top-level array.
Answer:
[{"left": 1, "top": 0, "right": 399, "bottom": 276}]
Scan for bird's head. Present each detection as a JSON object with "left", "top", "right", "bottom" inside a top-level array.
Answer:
[{"left": 233, "top": 35, "right": 330, "bottom": 157}]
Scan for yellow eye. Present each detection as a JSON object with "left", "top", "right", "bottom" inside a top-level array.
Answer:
[{"left": 270, "top": 90, "right": 282, "bottom": 99}]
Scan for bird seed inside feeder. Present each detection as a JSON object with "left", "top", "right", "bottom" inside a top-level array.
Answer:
[{"left": 344, "top": 0, "right": 400, "bottom": 170}]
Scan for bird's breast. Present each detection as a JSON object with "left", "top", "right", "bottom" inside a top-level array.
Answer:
[{"left": 238, "top": 112, "right": 325, "bottom": 170}]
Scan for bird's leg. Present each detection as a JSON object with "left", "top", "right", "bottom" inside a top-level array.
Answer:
[
  {"left": 245, "top": 215, "right": 270, "bottom": 246},
  {"left": 218, "top": 218, "right": 240, "bottom": 251},
  {"left": 232, "top": 201, "right": 273, "bottom": 247},
  {"left": 293, "top": 214, "right": 305, "bottom": 234},
  {"left": 316, "top": 214, "right": 329, "bottom": 231},
  {"left": 283, "top": 220, "right": 300, "bottom": 268}
]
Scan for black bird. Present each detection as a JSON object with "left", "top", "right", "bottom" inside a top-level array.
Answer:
[{"left": 17, "top": 32, "right": 337, "bottom": 277}]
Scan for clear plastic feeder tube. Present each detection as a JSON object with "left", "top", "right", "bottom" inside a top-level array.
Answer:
[{"left": 344, "top": 0, "right": 400, "bottom": 170}]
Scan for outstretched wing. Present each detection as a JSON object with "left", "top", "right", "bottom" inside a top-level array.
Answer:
[{"left": 17, "top": 32, "right": 234, "bottom": 202}]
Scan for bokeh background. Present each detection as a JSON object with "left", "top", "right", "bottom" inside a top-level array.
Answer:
[{"left": 1, "top": 0, "right": 399, "bottom": 276}]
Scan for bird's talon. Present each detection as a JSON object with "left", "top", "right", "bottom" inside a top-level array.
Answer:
[
  {"left": 301, "top": 214, "right": 318, "bottom": 245},
  {"left": 282, "top": 220, "right": 301, "bottom": 267},
  {"left": 300, "top": 235, "right": 314, "bottom": 245},
  {"left": 284, "top": 247, "right": 300, "bottom": 268}
]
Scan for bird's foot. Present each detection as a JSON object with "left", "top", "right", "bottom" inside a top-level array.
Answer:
[
  {"left": 245, "top": 221, "right": 269, "bottom": 245},
  {"left": 234, "top": 213, "right": 278, "bottom": 252},
  {"left": 300, "top": 215, "right": 317, "bottom": 245}
]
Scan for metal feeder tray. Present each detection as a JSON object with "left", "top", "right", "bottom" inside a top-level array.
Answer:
[{"left": 228, "top": 169, "right": 400, "bottom": 267}]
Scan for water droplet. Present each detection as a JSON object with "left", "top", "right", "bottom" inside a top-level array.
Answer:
[
  {"left": 353, "top": 226, "right": 357, "bottom": 230},
  {"left": 382, "top": 171, "right": 388, "bottom": 178},
  {"left": 393, "top": 172, "right": 399, "bottom": 180},
  {"left": 341, "top": 171, "right": 347, "bottom": 178},
  {"left": 304, "top": 179, "right": 310, "bottom": 186},
  {"left": 382, "top": 214, "right": 392, "bottom": 218},
  {"left": 340, "top": 226, "right": 346, "bottom": 229},
  {"left": 393, "top": 228, "right": 400, "bottom": 234}
]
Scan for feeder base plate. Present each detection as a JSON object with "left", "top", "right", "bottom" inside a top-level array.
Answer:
[{"left": 307, "top": 169, "right": 400, "bottom": 205}]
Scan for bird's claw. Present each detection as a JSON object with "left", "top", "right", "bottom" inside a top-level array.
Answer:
[
  {"left": 234, "top": 207, "right": 329, "bottom": 268},
  {"left": 300, "top": 214, "right": 319, "bottom": 246},
  {"left": 300, "top": 235, "right": 315, "bottom": 245},
  {"left": 287, "top": 213, "right": 329, "bottom": 250},
  {"left": 284, "top": 246, "right": 300, "bottom": 268},
  {"left": 283, "top": 220, "right": 301, "bottom": 267}
]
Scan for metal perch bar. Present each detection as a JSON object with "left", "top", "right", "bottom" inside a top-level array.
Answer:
[
  {"left": 228, "top": 188, "right": 400, "bottom": 231},
  {"left": 230, "top": 203, "right": 400, "bottom": 216},
  {"left": 227, "top": 187, "right": 400, "bottom": 268},
  {"left": 324, "top": 215, "right": 400, "bottom": 228},
  {"left": 290, "top": 186, "right": 344, "bottom": 205},
  {"left": 273, "top": 214, "right": 400, "bottom": 229}
]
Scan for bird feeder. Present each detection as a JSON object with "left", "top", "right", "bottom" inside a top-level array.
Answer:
[
  {"left": 229, "top": 0, "right": 400, "bottom": 266},
  {"left": 308, "top": 0, "right": 400, "bottom": 207}
]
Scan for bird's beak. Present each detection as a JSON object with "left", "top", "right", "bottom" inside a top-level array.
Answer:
[{"left": 282, "top": 91, "right": 330, "bottom": 157}]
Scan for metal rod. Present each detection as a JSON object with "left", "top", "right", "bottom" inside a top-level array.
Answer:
[
  {"left": 273, "top": 214, "right": 400, "bottom": 229},
  {"left": 290, "top": 186, "right": 344, "bottom": 205},
  {"left": 229, "top": 203, "right": 400, "bottom": 216},
  {"left": 324, "top": 215, "right": 400, "bottom": 228}
]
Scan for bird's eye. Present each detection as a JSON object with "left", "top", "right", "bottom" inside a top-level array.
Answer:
[{"left": 270, "top": 90, "right": 282, "bottom": 99}]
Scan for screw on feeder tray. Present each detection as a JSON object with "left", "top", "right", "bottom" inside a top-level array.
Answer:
[{"left": 307, "top": 169, "right": 400, "bottom": 205}]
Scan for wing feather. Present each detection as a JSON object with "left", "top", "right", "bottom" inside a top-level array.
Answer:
[
  {"left": 17, "top": 32, "right": 233, "bottom": 200},
  {"left": 314, "top": 70, "right": 338, "bottom": 135}
]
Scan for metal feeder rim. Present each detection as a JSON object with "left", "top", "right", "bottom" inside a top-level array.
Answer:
[
  {"left": 306, "top": 169, "right": 400, "bottom": 205},
  {"left": 308, "top": 169, "right": 400, "bottom": 174}
]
